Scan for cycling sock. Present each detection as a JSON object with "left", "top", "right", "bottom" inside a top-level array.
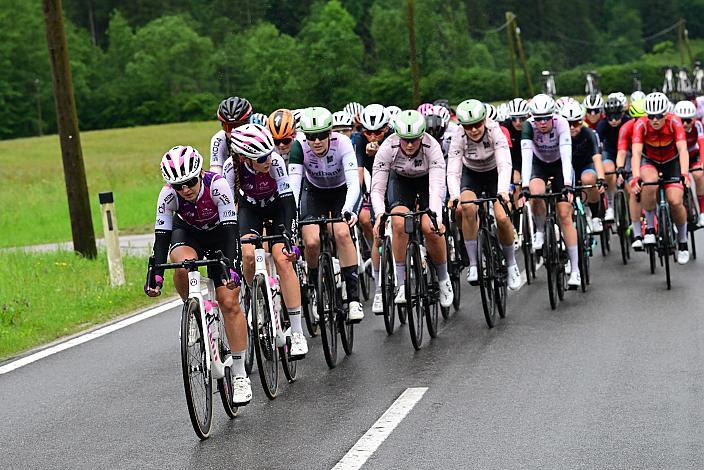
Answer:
[
  {"left": 534, "top": 214, "right": 546, "bottom": 234},
  {"left": 645, "top": 210, "right": 655, "bottom": 228},
  {"left": 342, "top": 265, "right": 359, "bottom": 302},
  {"left": 308, "top": 267, "right": 318, "bottom": 284},
  {"left": 502, "top": 244, "right": 516, "bottom": 266},
  {"left": 395, "top": 262, "right": 406, "bottom": 286},
  {"left": 698, "top": 195, "right": 704, "bottom": 212},
  {"left": 606, "top": 190, "right": 615, "bottom": 210},
  {"left": 231, "top": 350, "right": 246, "bottom": 377},
  {"left": 433, "top": 261, "right": 449, "bottom": 281},
  {"left": 567, "top": 245, "right": 580, "bottom": 274},
  {"left": 588, "top": 202, "right": 599, "bottom": 217},
  {"left": 464, "top": 240, "right": 478, "bottom": 267},
  {"left": 373, "top": 265, "right": 381, "bottom": 290},
  {"left": 632, "top": 222, "right": 642, "bottom": 238},
  {"left": 677, "top": 223, "right": 688, "bottom": 243},
  {"left": 287, "top": 307, "right": 303, "bottom": 334}
]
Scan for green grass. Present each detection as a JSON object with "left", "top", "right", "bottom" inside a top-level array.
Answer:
[
  {"left": 0, "top": 249, "right": 178, "bottom": 360},
  {"left": 0, "top": 121, "right": 216, "bottom": 248}
]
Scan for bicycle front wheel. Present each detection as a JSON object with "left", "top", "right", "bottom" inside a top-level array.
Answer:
[
  {"left": 318, "top": 255, "right": 338, "bottom": 368},
  {"left": 180, "top": 299, "right": 213, "bottom": 440},
  {"left": 576, "top": 212, "right": 588, "bottom": 293},
  {"left": 405, "top": 241, "right": 424, "bottom": 350},
  {"left": 658, "top": 204, "right": 672, "bottom": 290},
  {"left": 544, "top": 224, "right": 558, "bottom": 310},
  {"left": 217, "top": 316, "right": 238, "bottom": 419},
  {"left": 615, "top": 190, "right": 629, "bottom": 265},
  {"left": 425, "top": 265, "right": 439, "bottom": 338},
  {"left": 339, "top": 293, "right": 354, "bottom": 356},
  {"left": 252, "top": 274, "right": 279, "bottom": 399},
  {"left": 478, "top": 230, "right": 497, "bottom": 327},
  {"left": 380, "top": 236, "right": 396, "bottom": 335},
  {"left": 521, "top": 205, "right": 534, "bottom": 285},
  {"left": 279, "top": 307, "right": 297, "bottom": 384},
  {"left": 492, "top": 236, "right": 508, "bottom": 319}
]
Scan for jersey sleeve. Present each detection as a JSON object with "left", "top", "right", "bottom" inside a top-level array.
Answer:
[
  {"left": 339, "top": 138, "right": 361, "bottom": 215},
  {"left": 426, "top": 137, "right": 447, "bottom": 218},
  {"left": 631, "top": 118, "right": 646, "bottom": 144},
  {"left": 697, "top": 122, "right": 704, "bottom": 161},
  {"left": 210, "top": 176, "right": 238, "bottom": 223},
  {"left": 672, "top": 115, "right": 687, "bottom": 142},
  {"left": 558, "top": 123, "right": 573, "bottom": 186},
  {"left": 222, "top": 157, "right": 235, "bottom": 196},
  {"left": 491, "top": 125, "right": 513, "bottom": 195},
  {"left": 500, "top": 125, "right": 512, "bottom": 148},
  {"left": 209, "top": 130, "right": 228, "bottom": 173},
  {"left": 269, "top": 154, "right": 292, "bottom": 196},
  {"left": 617, "top": 121, "right": 632, "bottom": 152},
  {"left": 288, "top": 141, "right": 304, "bottom": 206},
  {"left": 370, "top": 138, "right": 394, "bottom": 216},
  {"left": 446, "top": 126, "right": 464, "bottom": 200},
  {"left": 288, "top": 140, "right": 304, "bottom": 165},
  {"left": 155, "top": 185, "right": 178, "bottom": 231},
  {"left": 354, "top": 132, "right": 366, "bottom": 167}
]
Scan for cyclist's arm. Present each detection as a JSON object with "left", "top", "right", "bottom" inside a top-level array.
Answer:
[
  {"left": 211, "top": 177, "right": 240, "bottom": 267},
  {"left": 222, "top": 157, "right": 235, "bottom": 195},
  {"left": 446, "top": 129, "right": 463, "bottom": 200},
  {"left": 210, "top": 130, "right": 227, "bottom": 175},
  {"left": 355, "top": 133, "right": 366, "bottom": 188},
  {"left": 520, "top": 121, "right": 535, "bottom": 185},
  {"left": 152, "top": 186, "right": 179, "bottom": 279},
  {"left": 697, "top": 122, "right": 704, "bottom": 162},
  {"left": 558, "top": 127, "right": 573, "bottom": 187},
  {"left": 341, "top": 148, "right": 361, "bottom": 215},
  {"left": 672, "top": 117, "right": 689, "bottom": 179},
  {"left": 288, "top": 141, "right": 304, "bottom": 207},
  {"left": 270, "top": 154, "right": 297, "bottom": 237},
  {"left": 492, "top": 125, "right": 513, "bottom": 195},
  {"left": 616, "top": 123, "right": 630, "bottom": 169},
  {"left": 631, "top": 120, "right": 645, "bottom": 180},
  {"left": 587, "top": 129, "right": 605, "bottom": 180},
  {"left": 370, "top": 141, "right": 392, "bottom": 216},
  {"left": 427, "top": 138, "right": 447, "bottom": 217}
]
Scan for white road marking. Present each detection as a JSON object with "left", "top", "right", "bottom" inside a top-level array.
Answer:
[
  {"left": 332, "top": 387, "right": 428, "bottom": 470},
  {"left": 0, "top": 299, "right": 182, "bottom": 376}
]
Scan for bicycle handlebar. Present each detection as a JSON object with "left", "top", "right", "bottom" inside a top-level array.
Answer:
[
  {"left": 146, "top": 250, "right": 234, "bottom": 291},
  {"left": 379, "top": 208, "right": 440, "bottom": 237},
  {"left": 240, "top": 225, "right": 293, "bottom": 253},
  {"left": 298, "top": 216, "right": 346, "bottom": 226}
]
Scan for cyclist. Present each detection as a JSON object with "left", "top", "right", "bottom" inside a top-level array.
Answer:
[
  {"left": 616, "top": 99, "right": 646, "bottom": 249},
  {"left": 344, "top": 101, "right": 365, "bottom": 143},
  {"left": 223, "top": 124, "right": 307, "bottom": 358},
  {"left": 521, "top": 93, "right": 581, "bottom": 288},
  {"left": 504, "top": 98, "right": 530, "bottom": 198},
  {"left": 145, "top": 145, "right": 252, "bottom": 405},
  {"left": 560, "top": 101, "right": 607, "bottom": 232},
  {"left": 597, "top": 97, "right": 630, "bottom": 223},
  {"left": 355, "top": 104, "right": 392, "bottom": 313},
  {"left": 631, "top": 92, "right": 691, "bottom": 264},
  {"left": 289, "top": 107, "right": 364, "bottom": 321},
  {"left": 370, "top": 110, "right": 454, "bottom": 308},
  {"left": 249, "top": 112, "right": 268, "bottom": 126},
  {"left": 608, "top": 92, "right": 629, "bottom": 112},
  {"left": 426, "top": 113, "right": 448, "bottom": 154},
  {"left": 447, "top": 99, "right": 521, "bottom": 290},
  {"left": 674, "top": 100, "right": 704, "bottom": 226},
  {"left": 332, "top": 110, "right": 355, "bottom": 139},
  {"left": 267, "top": 108, "right": 298, "bottom": 166},
  {"left": 583, "top": 94, "right": 604, "bottom": 130},
  {"left": 210, "top": 96, "right": 253, "bottom": 175}
]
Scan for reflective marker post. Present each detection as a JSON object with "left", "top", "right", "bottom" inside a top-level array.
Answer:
[{"left": 99, "top": 192, "right": 125, "bottom": 286}]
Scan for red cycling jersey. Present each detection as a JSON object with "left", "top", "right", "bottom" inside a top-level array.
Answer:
[
  {"left": 684, "top": 120, "right": 704, "bottom": 164},
  {"left": 632, "top": 114, "right": 686, "bottom": 163},
  {"left": 617, "top": 119, "right": 636, "bottom": 152}
]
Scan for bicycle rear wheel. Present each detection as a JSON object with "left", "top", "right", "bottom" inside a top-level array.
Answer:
[
  {"left": 317, "top": 255, "right": 338, "bottom": 368},
  {"left": 616, "top": 190, "right": 629, "bottom": 265},
  {"left": 180, "top": 299, "right": 213, "bottom": 440},
  {"left": 252, "top": 274, "right": 279, "bottom": 399},
  {"left": 405, "top": 241, "right": 424, "bottom": 350},
  {"left": 478, "top": 230, "right": 497, "bottom": 327}
]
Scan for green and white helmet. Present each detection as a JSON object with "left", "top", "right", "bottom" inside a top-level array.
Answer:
[
  {"left": 299, "top": 107, "right": 333, "bottom": 133},
  {"left": 456, "top": 99, "right": 486, "bottom": 125},
  {"left": 393, "top": 110, "right": 426, "bottom": 139}
]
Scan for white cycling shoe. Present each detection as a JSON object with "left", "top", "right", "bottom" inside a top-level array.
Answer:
[
  {"left": 591, "top": 217, "right": 603, "bottom": 234},
  {"left": 466, "top": 266, "right": 479, "bottom": 285},
  {"left": 567, "top": 271, "right": 581, "bottom": 289},
  {"left": 631, "top": 237, "right": 644, "bottom": 251},
  {"left": 604, "top": 207, "right": 615, "bottom": 222},
  {"left": 372, "top": 291, "right": 384, "bottom": 314},
  {"left": 507, "top": 264, "right": 522, "bottom": 290},
  {"left": 290, "top": 331, "right": 308, "bottom": 358},
  {"left": 348, "top": 301, "right": 364, "bottom": 322},
  {"left": 232, "top": 376, "right": 252, "bottom": 406},
  {"left": 533, "top": 231, "right": 544, "bottom": 251},
  {"left": 643, "top": 230, "right": 656, "bottom": 245},
  {"left": 394, "top": 287, "right": 406, "bottom": 304},
  {"left": 439, "top": 280, "right": 454, "bottom": 308},
  {"left": 699, "top": 213, "right": 704, "bottom": 227},
  {"left": 677, "top": 244, "right": 690, "bottom": 264}
]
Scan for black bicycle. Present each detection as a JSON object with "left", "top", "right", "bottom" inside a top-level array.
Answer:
[
  {"left": 685, "top": 168, "right": 702, "bottom": 260},
  {"left": 299, "top": 215, "right": 354, "bottom": 368},
  {"left": 378, "top": 214, "right": 407, "bottom": 336},
  {"left": 572, "top": 184, "right": 598, "bottom": 292},
  {"left": 444, "top": 202, "right": 463, "bottom": 313},
  {"left": 462, "top": 195, "right": 509, "bottom": 328},
  {"left": 515, "top": 199, "right": 537, "bottom": 284},
  {"left": 608, "top": 169, "right": 632, "bottom": 265}
]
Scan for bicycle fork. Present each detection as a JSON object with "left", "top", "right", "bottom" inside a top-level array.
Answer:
[{"left": 254, "top": 248, "right": 289, "bottom": 349}]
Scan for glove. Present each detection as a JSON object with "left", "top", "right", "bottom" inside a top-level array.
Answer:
[
  {"left": 344, "top": 211, "right": 358, "bottom": 227},
  {"left": 561, "top": 185, "right": 574, "bottom": 197},
  {"left": 284, "top": 245, "right": 301, "bottom": 260},
  {"left": 226, "top": 268, "right": 241, "bottom": 290},
  {"left": 144, "top": 274, "right": 163, "bottom": 296},
  {"left": 616, "top": 167, "right": 626, "bottom": 178},
  {"left": 630, "top": 177, "right": 642, "bottom": 192},
  {"left": 520, "top": 187, "right": 531, "bottom": 200},
  {"left": 596, "top": 178, "right": 605, "bottom": 189}
]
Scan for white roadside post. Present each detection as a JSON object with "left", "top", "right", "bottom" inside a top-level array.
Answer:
[{"left": 99, "top": 191, "right": 125, "bottom": 286}]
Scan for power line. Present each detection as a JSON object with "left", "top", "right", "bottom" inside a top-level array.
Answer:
[{"left": 549, "top": 19, "right": 683, "bottom": 47}]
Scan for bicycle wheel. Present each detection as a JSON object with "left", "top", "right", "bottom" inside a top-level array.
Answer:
[
  {"left": 380, "top": 236, "right": 396, "bottom": 335},
  {"left": 477, "top": 230, "right": 497, "bottom": 327},
  {"left": 575, "top": 212, "right": 588, "bottom": 293},
  {"left": 279, "top": 307, "right": 297, "bottom": 383},
  {"left": 405, "top": 241, "right": 424, "bottom": 350},
  {"left": 649, "top": 244, "right": 657, "bottom": 274},
  {"left": 217, "top": 314, "right": 238, "bottom": 419},
  {"left": 317, "top": 255, "right": 338, "bottom": 368},
  {"left": 492, "top": 236, "right": 508, "bottom": 319},
  {"left": 556, "top": 227, "right": 566, "bottom": 302},
  {"left": 359, "top": 262, "right": 371, "bottom": 301},
  {"left": 251, "top": 273, "right": 279, "bottom": 399},
  {"left": 544, "top": 223, "right": 558, "bottom": 310},
  {"left": 339, "top": 292, "right": 354, "bottom": 356},
  {"left": 445, "top": 230, "right": 459, "bottom": 316},
  {"left": 686, "top": 187, "right": 698, "bottom": 260},
  {"left": 658, "top": 204, "right": 672, "bottom": 290},
  {"left": 691, "top": 228, "right": 698, "bottom": 260},
  {"left": 521, "top": 205, "right": 534, "bottom": 285},
  {"left": 397, "top": 304, "right": 408, "bottom": 324},
  {"left": 425, "top": 265, "right": 439, "bottom": 338},
  {"left": 615, "top": 191, "right": 629, "bottom": 265},
  {"left": 241, "top": 287, "right": 254, "bottom": 376},
  {"left": 180, "top": 298, "right": 213, "bottom": 440}
]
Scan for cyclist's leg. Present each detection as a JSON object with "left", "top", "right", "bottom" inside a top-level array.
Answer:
[
  {"left": 170, "top": 245, "right": 199, "bottom": 299},
  {"left": 238, "top": 201, "right": 263, "bottom": 285},
  {"left": 551, "top": 169, "right": 578, "bottom": 274},
  {"left": 215, "top": 284, "right": 248, "bottom": 377},
  {"left": 602, "top": 151, "right": 617, "bottom": 217},
  {"left": 391, "top": 204, "right": 410, "bottom": 288},
  {"left": 691, "top": 161, "right": 704, "bottom": 216},
  {"left": 640, "top": 161, "right": 659, "bottom": 231},
  {"left": 528, "top": 178, "right": 547, "bottom": 234},
  {"left": 333, "top": 220, "right": 359, "bottom": 303},
  {"left": 359, "top": 206, "right": 373, "bottom": 244},
  {"left": 300, "top": 181, "right": 322, "bottom": 276}
]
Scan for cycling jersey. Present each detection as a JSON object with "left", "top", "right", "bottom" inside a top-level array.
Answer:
[
  {"left": 370, "top": 133, "right": 446, "bottom": 217},
  {"left": 696, "top": 96, "right": 704, "bottom": 121},
  {"left": 222, "top": 154, "right": 292, "bottom": 206},
  {"left": 209, "top": 130, "right": 229, "bottom": 172},
  {"left": 684, "top": 121, "right": 704, "bottom": 164},
  {"left": 355, "top": 129, "right": 392, "bottom": 175},
  {"left": 597, "top": 116, "right": 630, "bottom": 160},
  {"left": 632, "top": 114, "right": 686, "bottom": 164},
  {"left": 502, "top": 119, "right": 523, "bottom": 170},
  {"left": 617, "top": 119, "right": 636, "bottom": 152},
  {"left": 520, "top": 115, "right": 573, "bottom": 186},
  {"left": 571, "top": 127, "right": 601, "bottom": 175},
  {"left": 288, "top": 132, "right": 360, "bottom": 215},
  {"left": 446, "top": 119, "right": 512, "bottom": 198}
]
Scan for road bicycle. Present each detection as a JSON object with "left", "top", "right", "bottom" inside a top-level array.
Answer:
[
  {"left": 443, "top": 203, "right": 463, "bottom": 313},
  {"left": 684, "top": 167, "right": 702, "bottom": 260},
  {"left": 608, "top": 170, "right": 633, "bottom": 265},
  {"left": 147, "top": 251, "right": 237, "bottom": 440},
  {"left": 572, "top": 184, "right": 598, "bottom": 292},
  {"left": 462, "top": 195, "right": 509, "bottom": 328},
  {"left": 693, "top": 61, "right": 704, "bottom": 94},
  {"left": 299, "top": 215, "right": 355, "bottom": 368},
  {"left": 355, "top": 223, "right": 373, "bottom": 302},
  {"left": 541, "top": 70, "right": 557, "bottom": 97},
  {"left": 380, "top": 208, "right": 443, "bottom": 350},
  {"left": 514, "top": 196, "right": 537, "bottom": 285},
  {"left": 663, "top": 66, "right": 676, "bottom": 101},
  {"left": 241, "top": 228, "right": 298, "bottom": 399},
  {"left": 632, "top": 69, "right": 642, "bottom": 92},
  {"left": 378, "top": 210, "right": 407, "bottom": 336},
  {"left": 677, "top": 67, "right": 691, "bottom": 99},
  {"left": 584, "top": 70, "right": 599, "bottom": 99}
]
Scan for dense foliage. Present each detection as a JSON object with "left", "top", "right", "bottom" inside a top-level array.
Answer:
[{"left": 4, "top": 0, "right": 704, "bottom": 139}]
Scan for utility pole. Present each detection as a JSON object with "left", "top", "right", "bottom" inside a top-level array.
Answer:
[
  {"left": 506, "top": 11, "right": 518, "bottom": 97},
  {"left": 678, "top": 18, "right": 686, "bottom": 66},
  {"left": 407, "top": 0, "right": 420, "bottom": 105},
  {"left": 43, "top": 0, "right": 96, "bottom": 258},
  {"left": 514, "top": 21, "right": 534, "bottom": 96},
  {"left": 683, "top": 20, "right": 694, "bottom": 68}
]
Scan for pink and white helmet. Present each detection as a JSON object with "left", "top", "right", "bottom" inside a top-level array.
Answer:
[
  {"left": 160, "top": 145, "right": 203, "bottom": 184},
  {"left": 229, "top": 123, "right": 275, "bottom": 160},
  {"left": 417, "top": 103, "right": 435, "bottom": 115},
  {"left": 431, "top": 105, "right": 451, "bottom": 125}
]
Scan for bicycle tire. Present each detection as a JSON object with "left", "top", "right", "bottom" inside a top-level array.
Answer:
[
  {"left": 279, "top": 307, "right": 297, "bottom": 383},
  {"left": 300, "top": 269, "right": 319, "bottom": 337},
  {"left": 405, "top": 241, "right": 424, "bottom": 350},
  {"left": 445, "top": 230, "right": 458, "bottom": 316},
  {"left": 252, "top": 273, "right": 279, "bottom": 399},
  {"left": 425, "top": 264, "right": 439, "bottom": 338},
  {"left": 576, "top": 212, "right": 588, "bottom": 293},
  {"left": 317, "top": 254, "right": 338, "bottom": 368},
  {"left": 616, "top": 191, "right": 629, "bottom": 265},
  {"left": 649, "top": 244, "right": 656, "bottom": 274},
  {"left": 339, "top": 293, "right": 354, "bottom": 356},
  {"left": 545, "top": 223, "right": 558, "bottom": 310},
  {"left": 359, "top": 263, "right": 371, "bottom": 301},
  {"left": 380, "top": 236, "right": 396, "bottom": 335},
  {"left": 658, "top": 204, "right": 672, "bottom": 290},
  {"left": 397, "top": 304, "right": 408, "bottom": 324},
  {"left": 217, "top": 314, "right": 238, "bottom": 419},
  {"left": 556, "top": 227, "right": 566, "bottom": 302},
  {"left": 478, "top": 230, "right": 497, "bottom": 327},
  {"left": 691, "top": 228, "right": 697, "bottom": 260},
  {"left": 521, "top": 205, "right": 533, "bottom": 285},
  {"left": 180, "top": 298, "right": 213, "bottom": 440},
  {"left": 493, "top": 236, "right": 507, "bottom": 319},
  {"left": 241, "top": 287, "right": 254, "bottom": 376}
]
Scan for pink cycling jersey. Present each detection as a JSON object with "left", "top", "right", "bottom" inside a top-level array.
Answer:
[{"left": 520, "top": 114, "right": 573, "bottom": 185}]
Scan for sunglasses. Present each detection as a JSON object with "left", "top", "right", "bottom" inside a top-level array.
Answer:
[
  {"left": 172, "top": 176, "right": 199, "bottom": 191},
  {"left": 400, "top": 137, "right": 420, "bottom": 144},
  {"left": 363, "top": 129, "right": 385, "bottom": 137},
  {"left": 252, "top": 153, "right": 271, "bottom": 164},
  {"left": 648, "top": 113, "right": 665, "bottom": 121},
  {"left": 534, "top": 116, "right": 552, "bottom": 122},
  {"left": 222, "top": 120, "right": 247, "bottom": 132},
  {"left": 607, "top": 113, "right": 623, "bottom": 121},
  {"left": 305, "top": 131, "right": 330, "bottom": 142},
  {"left": 511, "top": 116, "right": 527, "bottom": 122},
  {"left": 568, "top": 120, "right": 583, "bottom": 128},
  {"left": 462, "top": 120, "right": 485, "bottom": 130},
  {"left": 274, "top": 137, "right": 293, "bottom": 146},
  {"left": 586, "top": 109, "right": 601, "bottom": 115},
  {"left": 682, "top": 118, "right": 693, "bottom": 124}
]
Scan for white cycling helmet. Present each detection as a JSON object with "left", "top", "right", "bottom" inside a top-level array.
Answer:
[
  {"left": 291, "top": 108, "right": 303, "bottom": 130},
  {"left": 359, "top": 103, "right": 389, "bottom": 131},
  {"left": 332, "top": 110, "right": 354, "bottom": 129},
  {"left": 507, "top": 97, "right": 530, "bottom": 117},
  {"left": 431, "top": 104, "right": 451, "bottom": 126},
  {"left": 229, "top": 124, "right": 275, "bottom": 160},
  {"left": 497, "top": 103, "right": 509, "bottom": 122},
  {"left": 343, "top": 102, "right": 364, "bottom": 119},
  {"left": 630, "top": 90, "right": 646, "bottom": 103},
  {"left": 484, "top": 103, "right": 498, "bottom": 121},
  {"left": 674, "top": 100, "right": 696, "bottom": 119},
  {"left": 607, "top": 92, "right": 628, "bottom": 110},
  {"left": 160, "top": 145, "right": 203, "bottom": 184},
  {"left": 385, "top": 105, "right": 401, "bottom": 119},
  {"left": 559, "top": 100, "right": 585, "bottom": 122},
  {"left": 645, "top": 92, "right": 670, "bottom": 115},
  {"left": 583, "top": 94, "right": 604, "bottom": 111},
  {"left": 529, "top": 93, "right": 555, "bottom": 117}
]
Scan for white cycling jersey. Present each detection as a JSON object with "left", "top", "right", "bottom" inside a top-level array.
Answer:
[{"left": 209, "top": 129, "right": 229, "bottom": 174}]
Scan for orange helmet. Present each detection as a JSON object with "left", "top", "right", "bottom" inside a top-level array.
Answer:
[{"left": 267, "top": 109, "right": 296, "bottom": 139}]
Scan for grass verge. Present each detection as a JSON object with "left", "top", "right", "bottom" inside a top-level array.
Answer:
[{"left": 0, "top": 249, "right": 175, "bottom": 361}]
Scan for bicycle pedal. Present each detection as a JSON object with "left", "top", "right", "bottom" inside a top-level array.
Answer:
[
  {"left": 289, "top": 353, "right": 306, "bottom": 361},
  {"left": 568, "top": 284, "right": 578, "bottom": 291}
]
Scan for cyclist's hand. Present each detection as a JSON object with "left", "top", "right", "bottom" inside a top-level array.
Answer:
[
  {"left": 344, "top": 211, "right": 358, "bottom": 227},
  {"left": 520, "top": 187, "right": 531, "bottom": 202},
  {"left": 562, "top": 185, "right": 574, "bottom": 203},
  {"left": 224, "top": 268, "right": 241, "bottom": 290},
  {"left": 366, "top": 142, "right": 379, "bottom": 156},
  {"left": 616, "top": 167, "right": 626, "bottom": 185},
  {"left": 145, "top": 285, "right": 162, "bottom": 297},
  {"left": 682, "top": 173, "right": 691, "bottom": 187},
  {"left": 498, "top": 192, "right": 510, "bottom": 207},
  {"left": 630, "top": 177, "right": 642, "bottom": 194},
  {"left": 433, "top": 221, "right": 446, "bottom": 236},
  {"left": 283, "top": 245, "right": 301, "bottom": 262},
  {"left": 596, "top": 178, "right": 606, "bottom": 194},
  {"left": 373, "top": 218, "right": 382, "bottom": 238},
  {"left": 447, "top": 197, "right": 459, "bottom": 209}
]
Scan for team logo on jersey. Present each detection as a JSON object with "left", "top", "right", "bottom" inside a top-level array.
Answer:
[
  {"left": 212, "top": 188, "right": 220, "bottom": 197},
  {"left": 158, "top": 203, "right": 165, "bottom": 214},
  {"left": 327, "top": 155, "right": 334, "bottom": 164}
]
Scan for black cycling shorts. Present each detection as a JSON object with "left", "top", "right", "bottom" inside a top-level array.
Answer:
[
  {"left": 641, "top": 156, "right": 683, "bottom": 189},
  {"left": 530, "top": 158, "right": 567, "bottom": 192},
  {"left": 387, "top": 172, "right": 430, "bottom": 210},
  {"left": 460, "top": 166, "right": 498, "bottom": 196},
  {"left": 238, "top": 197, "right": 290, "bottom": 238},
  {"left": 169, "top": 217, "right": 230, "bottom": 282},
  {"left": 299, "top": 179, "right": 347, "bottom": 220}
]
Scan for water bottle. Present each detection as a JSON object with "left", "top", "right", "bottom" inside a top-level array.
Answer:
[
  {"left": 332, "top": 258, "right": 342, "bottom": 288},
  {"left": 204, "top": 300, "right": 218, "bottom": 342},
  {"left": 419, "top": 245, "right": 428, "bottom": 270},
  {"left": 269, "top": 276, "right": 282, "bottom": 317}
]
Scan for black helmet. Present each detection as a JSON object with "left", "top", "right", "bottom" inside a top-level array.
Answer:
[
  {"left": 217, "top": 96, "right": 253, "bottom": 124},
  {"left": 433, "top": 99, "right": 451, "bottom": 113},
  {"left": 603, "top": 97, "right": 623, "bottom": 115},
  {"left": 425, "top": 114, "right": 447, "bottom": 143}
]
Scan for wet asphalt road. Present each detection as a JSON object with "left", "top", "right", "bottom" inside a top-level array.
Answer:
[{"left": 2, "top": 231, "right": 704, "bottom": 469}]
